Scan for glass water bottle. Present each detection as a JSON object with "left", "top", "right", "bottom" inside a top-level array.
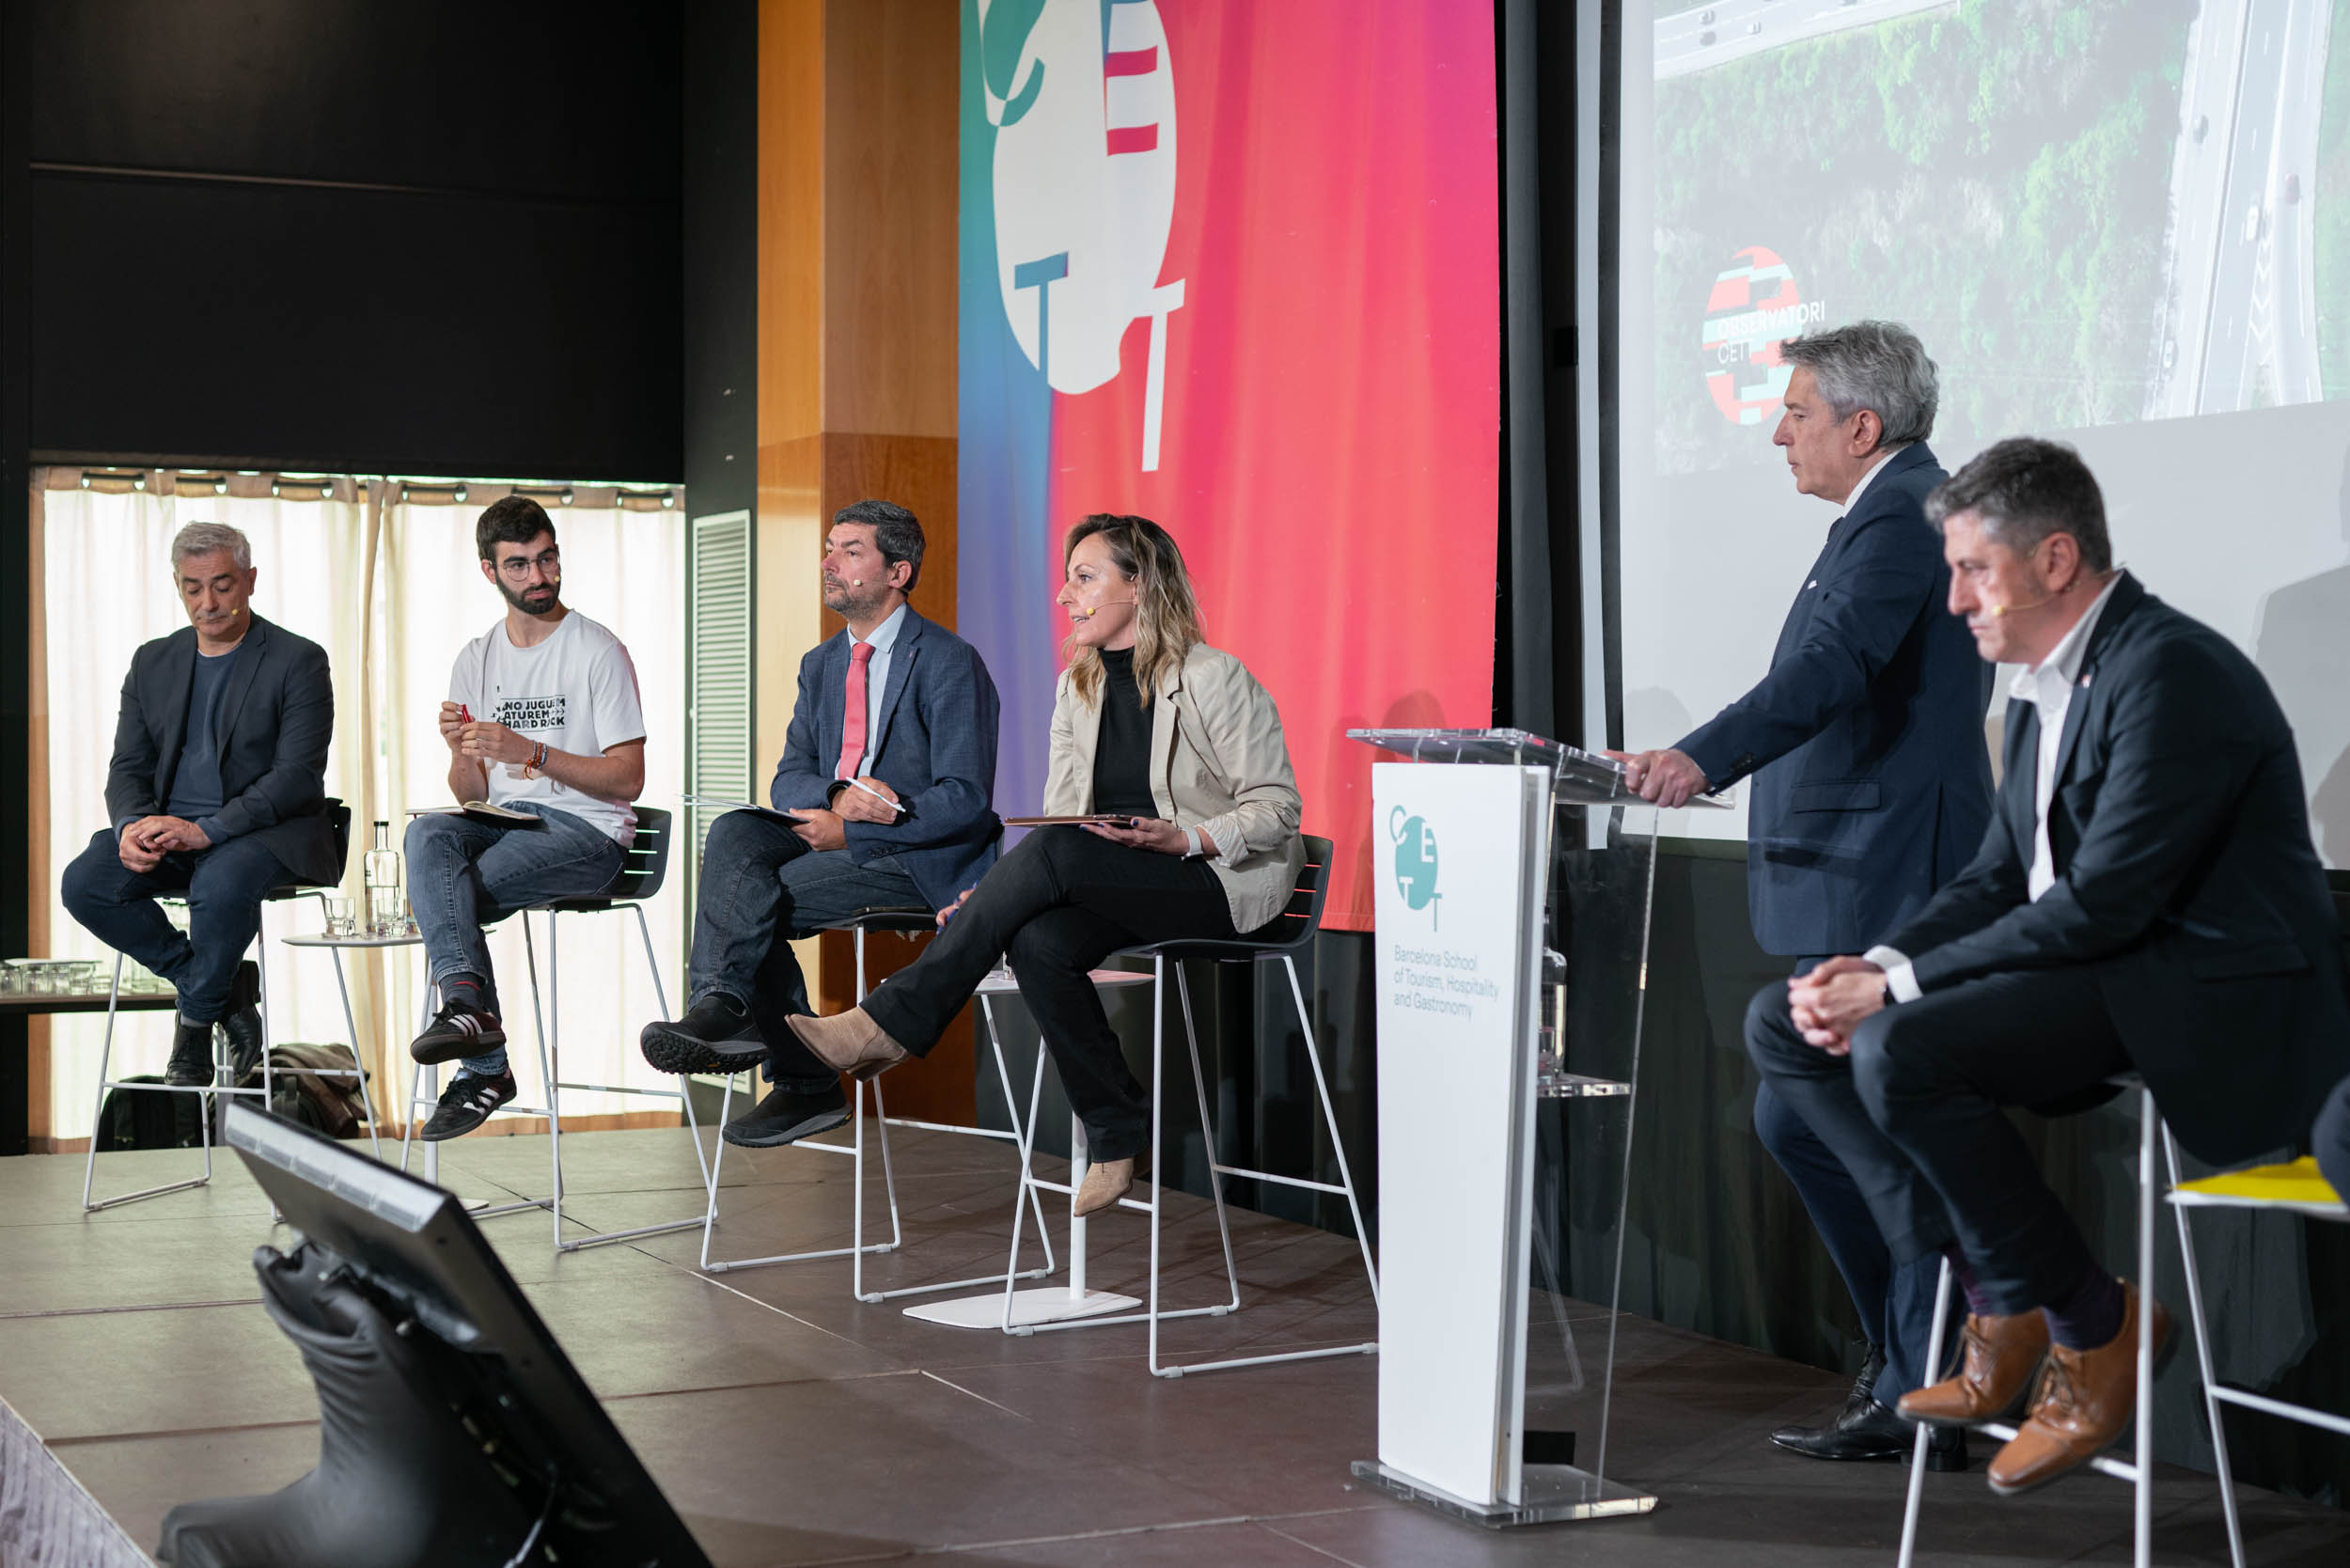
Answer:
[{"left": 364, "top": 820, "right": 405, "bottom": 936}]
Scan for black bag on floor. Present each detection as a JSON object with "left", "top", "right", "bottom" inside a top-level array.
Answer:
[{"left": 93, "top": 1074, "right": 206, "bottom": 1152}]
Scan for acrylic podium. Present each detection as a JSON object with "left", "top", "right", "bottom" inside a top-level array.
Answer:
[{"left": 1346, "top": 727, "right": 1684, "bottom": 1527}]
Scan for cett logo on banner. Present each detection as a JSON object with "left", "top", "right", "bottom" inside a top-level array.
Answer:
[
  {"left": 979, "top": 0, "right": 1185, "bottom": 471},
  {"left": 1700, "top": 245, "right": 1825, "bottom": 427}
]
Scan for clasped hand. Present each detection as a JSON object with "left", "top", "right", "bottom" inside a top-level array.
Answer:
[
  {"left": 1786, "top": 955, "right": 1888, "bottom": 1056},
  {"left": 119, "top": 814, "right": 209, "bottom": 870},
  {"left": 439, "top": 702, "right": 532, "bottom": 766}
]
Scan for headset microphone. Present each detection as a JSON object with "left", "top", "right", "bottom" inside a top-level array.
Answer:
[
  {"left": 1989, "top": 596, "right": 2054, "bottom": 618},
  {"left": 1078, "top": 599, "right": 1139, "bottom": 619}
]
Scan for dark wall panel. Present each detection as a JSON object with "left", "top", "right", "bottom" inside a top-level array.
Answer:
[
  {"left": 28, "top": 0, "right": 680, "bottom": 202},
  {"left": 682, "top": 0, "right": 756, "bottom": 523},
  {"left": 30, "top": 171, "right": 681, "bottom": 479},
  {"left": 21, "top": 0, "right": 682, "bottom": 481}
]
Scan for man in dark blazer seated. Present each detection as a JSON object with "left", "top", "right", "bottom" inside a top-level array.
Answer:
[
  {"left": 62, "top": 522, "right": 338, "bottom": 1088},
  {"left": 1749, "top": 437, "right": 2350, "bottom": 1494},
  {"left": 1612, "top": 321, "right": 1994, "bottom": 1466},
  {"left": 639, "top": 499, "right": 1001, "bottom": 1147}
]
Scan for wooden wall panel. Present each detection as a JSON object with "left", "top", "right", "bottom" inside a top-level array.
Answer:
[
  {"left": 760, "top": 0, "right": 970, "bottom": 1127},
  {"left": 758, "top": 0, "right": 825, "bottom": 447},
  {"left": 822, "top": 0, "right": 959, "bottom": 440}
]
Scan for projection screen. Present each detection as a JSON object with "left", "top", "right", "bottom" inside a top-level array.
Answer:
[{"left": 1589, "top": 0, "right": 2350, "bottom": 867}]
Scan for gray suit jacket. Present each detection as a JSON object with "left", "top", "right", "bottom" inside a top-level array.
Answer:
[{"left": 105, "top": 614, "right": 341, "bottom": 886}]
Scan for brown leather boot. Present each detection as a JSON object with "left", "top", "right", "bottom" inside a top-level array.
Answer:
[
  {"left": 784, "top": 1007, "right": 910, "bottom": 1081},
  {"left": 1897, "top": 1309, "right": 2050, "bottom": 1426},
  {"left": 1072, "top": 1158, "right": 1136, "bottom": 1217},
  {"left": 1988, "top": 1282, "right": 2172, "bottom": 1496}
]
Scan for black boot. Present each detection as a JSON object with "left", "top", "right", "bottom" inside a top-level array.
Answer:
[
  {"left": 221, "top": 1006, "right": 266, "bottom": 1082},
  {"left": 165, "top": 1017, "right": 217, "bottom": 1087},
  {"left": 641, "top": 994, "right": 767, "bottom": 1074}
]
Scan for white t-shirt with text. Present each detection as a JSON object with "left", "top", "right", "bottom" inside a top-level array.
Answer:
[{"left": 448, "top": 610, "right": 646, "bottom": 844}]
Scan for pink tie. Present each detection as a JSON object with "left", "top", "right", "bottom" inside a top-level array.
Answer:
[{"left": 835, "top": 641, "right": 874, "bottom": 780}]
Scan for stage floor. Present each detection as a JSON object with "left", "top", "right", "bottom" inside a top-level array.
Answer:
[{"left": 2, "top": 1122, "right": 2344, "bottom": 1567}]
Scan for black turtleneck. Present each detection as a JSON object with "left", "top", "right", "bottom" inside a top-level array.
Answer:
[{"left": 1090, "top": 647, "right": 1157, "bottom": 820}]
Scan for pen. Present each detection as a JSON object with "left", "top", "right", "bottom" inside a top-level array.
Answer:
[{"left": 842, "top": 776, "right": 907, "bottom": 815}]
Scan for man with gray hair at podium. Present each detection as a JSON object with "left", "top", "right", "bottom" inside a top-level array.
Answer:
[{"left": 1608, "top": 321, "right": 1993, "bottom": 1470}]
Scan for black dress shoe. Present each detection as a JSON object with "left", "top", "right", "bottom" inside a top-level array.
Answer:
[
  {"left": 220, "top": 1006, "right": 265, "bottom": 1081},
  {"left": 641, "top": 996, "right": 767, "bottom": 1074},
  {"left": 164, "top": 1017, "right": 216, "bottom": 1087},
  {"left": 1773, "top": 1398, "right": 1970, "bottom": 1471},
  {"left": 722, "top": 1083, "right": 849, "bottom": 1148}
]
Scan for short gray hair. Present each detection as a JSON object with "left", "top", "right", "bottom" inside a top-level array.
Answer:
[
  {"left": 1925, "top": 437, "right": 2113, "bottom": 572},
  {"left": 1780, "top": 320, "right": 1938, "bottom": 449},
  {"left": 170, "top": 522, "right": 252, "bottom": 572}
]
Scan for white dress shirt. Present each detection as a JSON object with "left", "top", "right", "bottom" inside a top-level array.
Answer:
[
  {"left": 1834, "top": 444, "right": 1900, "bottom": 521},
  {"left": 839, "top": 602, "right": 908, "bottom": 780},
  {"left": 1865, "top": 572, "right": 2123, "bottom": 1002}
]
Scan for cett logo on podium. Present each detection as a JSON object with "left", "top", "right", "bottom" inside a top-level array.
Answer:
[
  {"left": 1387, "top": 806, "right": 1441, "bottom": 930},
  {"left": 979, "top": 0, "right": 1186, "bottom": 471}
]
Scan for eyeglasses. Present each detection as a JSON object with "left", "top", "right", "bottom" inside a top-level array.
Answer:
[{"left": 497, "top": 548, "right": 561, "bottom": 580}]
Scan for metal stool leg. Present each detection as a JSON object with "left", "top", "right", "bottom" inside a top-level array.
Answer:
[
  {"left": 2132, "top": 1086, "right": 2157, "bottom": 1568},
  {"left": 2166, "top": 1123, "right": 2246, "bottom": 1568},
  {"left": 1897, "top": 1256, "right": 1955, "bottom": 1568}
]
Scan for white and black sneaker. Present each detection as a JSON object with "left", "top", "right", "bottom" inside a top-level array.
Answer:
[
  {"left": 419, "top": 1071, "right": 517, "bottom": 1141},
  {"left": 410, "top": 999, "right": 508, "bottom": 1065},
  {"left": 640, "top": 995, "right": 768, "bottom": 1074}
]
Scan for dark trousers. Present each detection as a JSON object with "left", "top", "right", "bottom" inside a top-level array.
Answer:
[
  {"left": 2316, "top": 1072, "right": 2350, "bottom": 1201},
  {"left": 60, "top": 828, "right": 290, "bottom": 1023},
  {"left": 1754, "top": 1077, "right": 1944, "bottom": 1401},
  {"left": 862, "top": 827, "right": 1236, "bottom": 1163},
  {"left": 684, "top": 808, "right": 928, "bottom": 1090},
  {"left": 1745, "top": 965, "right": 2129, "bottom": 1315}
]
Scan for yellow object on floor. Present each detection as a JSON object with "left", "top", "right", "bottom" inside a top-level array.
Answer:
[{"left": 2173, "top": 1155, "right": 2347, "bottom": 1215}]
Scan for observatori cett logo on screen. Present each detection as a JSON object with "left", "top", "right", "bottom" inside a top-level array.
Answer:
[{"left": 1702, "top": 244, "right": 1825, "bottom": 426}]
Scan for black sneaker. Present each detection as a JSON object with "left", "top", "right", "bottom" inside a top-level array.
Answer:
[
  {"left": 411, "top": 999, "right": 508, "bottom": 1064},
  {"left": 164, "top": 1017, "right": 216, "bottom": 1087},
  {"left": 640, "top": 995, "right": 767, "bottom": 1074},
  {"left": 419, "top": 1071, "right": 517, "bottom": 1141},
  {"left": 721, "top": 1083, "right": 849, "bottom": 1148}
]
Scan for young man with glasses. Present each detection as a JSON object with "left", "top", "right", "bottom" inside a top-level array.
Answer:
[{"left": 404, "top": 495, "right": 649, "bottom": 1139}]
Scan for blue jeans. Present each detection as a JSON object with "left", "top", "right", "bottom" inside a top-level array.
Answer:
[
  {"left": 685, "top": 809, "right": 926, "bottom": 1089},
  {"left": 405, "top": 804, "right": 625, "bottom": 1076},
  {"left": 60, "top": 828, "right": 291, "bottom": 1024}
]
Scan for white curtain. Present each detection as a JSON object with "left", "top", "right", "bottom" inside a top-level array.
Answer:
[
  {"left": 38, "top": 475, "right": 686, "bottom": 1141},
  {"left": 378, "top": 496, "right": 688, "bottom": 1126},
  {"left": 40, "top": 478, "right": 376, "bottom": 1137}
]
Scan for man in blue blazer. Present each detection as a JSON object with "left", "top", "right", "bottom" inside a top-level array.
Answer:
[
  {"left": 640, "top": 500, "right": 1002, "bottom": 1147},
  {"left": 63, "top": 522, "right": 338, "bottom": 1088},
  {"left": 1750, "top": 437, "right": 2350, "bottom": 1494},
  {"left": 1613, "top": 321, "right": 1993, "bottom": 1467}
]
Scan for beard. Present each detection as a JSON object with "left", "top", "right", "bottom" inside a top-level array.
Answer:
[
  {"left": 822, "top": 577, "right": 891, "bottom": 623},
  {"left": 499, "top": 579, "right": 560, "bottom": 615}
]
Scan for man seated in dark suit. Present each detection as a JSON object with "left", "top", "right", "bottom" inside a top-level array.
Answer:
[
  {"left": 1612, "top": 321, "right": 1993, "bottom": 1467},
  {"left": 639, "top": 500, "right": 1001, "bottom": 1148},
  {"left": 62, "top": 522, "right": 339, "bottom": 1087},
  {"left": 1747, "top": 437, "right": 2350, "bottom": 1495}
]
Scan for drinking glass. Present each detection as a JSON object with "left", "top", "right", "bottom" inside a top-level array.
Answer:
[{"left": 324, "top": 897, "right": 357, "bottom": 938}]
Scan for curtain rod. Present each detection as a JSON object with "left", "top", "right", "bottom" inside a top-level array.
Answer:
[{"left": 41, "top": 467, "right": 681, "bottom": 510}]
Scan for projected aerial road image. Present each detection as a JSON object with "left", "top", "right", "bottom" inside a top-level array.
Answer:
[{"left": 1651, "top": 0, "right": 2350, "bottom": 475}]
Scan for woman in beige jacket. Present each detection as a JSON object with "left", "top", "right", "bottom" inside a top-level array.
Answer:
[{"left": 787, "top": 513, "right": 1305, "bottom": 1215}]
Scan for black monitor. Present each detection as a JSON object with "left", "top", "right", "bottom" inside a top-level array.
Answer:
[{"left": 159, "top": 1100, "right": 711, "bottom": 1568}]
